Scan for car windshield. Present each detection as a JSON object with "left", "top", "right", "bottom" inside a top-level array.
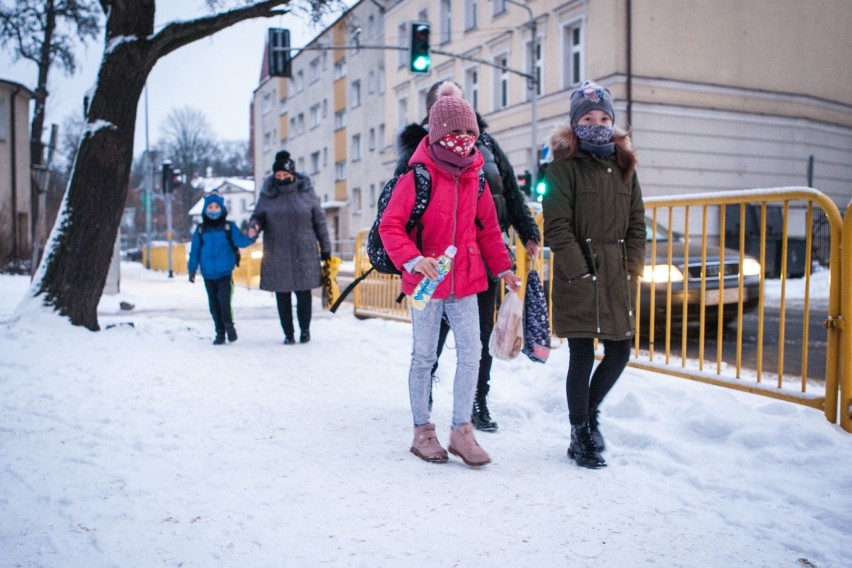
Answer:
[{"left": 646, "top": 218, "right": 673, "bottom": 242}]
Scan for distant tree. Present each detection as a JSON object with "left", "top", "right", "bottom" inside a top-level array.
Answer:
[
  {"left": 159, "top": 106, "right": 218, "bottom": 238},
  {"left": 213, "top": 140, "right": 253, "bottom": 177},
  {"left": 25, "top": 0, "right": 341, "bottom": 330},
  {"left": 0, "top": 0, "right": 101, "bottom": 165}
]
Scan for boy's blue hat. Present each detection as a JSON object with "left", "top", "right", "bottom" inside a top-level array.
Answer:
[{"left": 203, "top": 192, "right": 227, "bottom": 217}]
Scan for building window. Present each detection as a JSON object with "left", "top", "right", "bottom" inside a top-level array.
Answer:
[
  {"left": 310, "top": 151, "right": 321, "bottom": 174},
  {"left": 322, "top": 98, "right": 328, "bottom": 118},
  {"left": 334, "top": 110, "right": 347, "bottom": 130},
  {"left": 368, "top": 127, "right": 376, "bottom": 151},
  {"left": 368, "top": 70, "right": 375, "bottom": 94},
  {"left": 350, "top": 80, "right": 361, "bottom": 108},
  {"left": 563, "top": 22, "right": 584, "bottom": 88},
  {"left": 352, "top": 134, "right": 362, "bottom": 161},
  {"left": 309, "top": 57, "right": 321, "bottom": 83},
  {"left": 294, "top": 70, "right": 304, "bottom": 92},
  {"left": 465, "top": 0, "right": 478, "bottom": 30},
  {"left": 526, "top": 37, "right": 543, "bottom": 100},
  {"left": 397, "top": 22, "right": 408, "bottom": 67},
  {"left": 297, "top": 157, "right": 305, "bottom": 172},
  {"left": 352, "top": 187, "right": 362, "bottom": 215},
  {"left": 310, "top": 104, "right": 321, "bottom": 128},
  {"left": 378, "top": 124, "right": 385, "bottom": 152},
  {"left": 493, "top": 0, "right": 506, "bottom": 17},
  {"left": 323, "top": 147, "right": 328, "bottom": 166},
  {"left": 494, "top": 55, "right": 509, "bottom": 110},
  {"left": 297, "top": 113, "right": 305, "bottom": 135},
  {"left": 378, "top": 66, "right": 385, "bottom": 94},
  {"left": 335, "top": 161, "right": 346, "bottom": 181},
  {"left": 440, "top": 0, "right": 452, "bottom": 44},
  {"left": 369, "top": 183, "right": 376, "bottom": 208},
  {"left": 397, "top": 97, "right": 408, "bottom": 129},
  {"left": 465, "top": 67, "right": 479, "bottom": 109},
  {"left": 334, "top": 59, "right": 347, "bottom": 79}
]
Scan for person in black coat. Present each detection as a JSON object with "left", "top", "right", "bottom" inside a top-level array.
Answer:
[{"left": 394, "top": 80, "right": 541, "bottom": 432}]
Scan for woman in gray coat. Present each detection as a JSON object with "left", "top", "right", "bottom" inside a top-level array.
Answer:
[
  {"left": 543, "top": 82, "right": 645, "bottom": 469},
  {"left": 249, "top": 151, "right": 332, "bottom": 344}
]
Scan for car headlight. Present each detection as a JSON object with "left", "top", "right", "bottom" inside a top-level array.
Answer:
[
  {"left": 742, "top": 258, "right": 761, "bottom": 277},
  {"left": 643, "top": 264, "right": 684, "bottom": 283}
]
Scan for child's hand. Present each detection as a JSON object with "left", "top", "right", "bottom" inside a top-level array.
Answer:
[
  {"left": 414, "top": 257, "right": 441, "bottom": 280},
  {"left": 189, "top": 274, "right": 195, "bottom": 283},
  {"left": 502, "top": 272, "right": 522, "bottom": 293}
]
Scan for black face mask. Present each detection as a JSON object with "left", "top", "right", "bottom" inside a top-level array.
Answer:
[{"left": 274, "top": 175, "right": 294, "bottom": 186}]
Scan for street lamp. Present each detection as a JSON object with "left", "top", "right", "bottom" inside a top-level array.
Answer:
[{"left": 505, "top": 0, "right": 539, "bottom": 176}]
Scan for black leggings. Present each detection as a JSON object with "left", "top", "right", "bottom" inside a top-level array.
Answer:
[
  {"left": 275, "top": 290, "right": 312, "bottom": 338},
  {"left": 566, "top": 338, "right": 631, "bottom": 425},
  {"left": 433, "top": 278, "right": 499, "bottom": 399},
  {"left": 204, "top": 276, "right": 233, "bottom": 334}
]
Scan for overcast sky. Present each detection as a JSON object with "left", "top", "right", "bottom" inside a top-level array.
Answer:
[{"left": 3, "top": 1, "right": 341, "bottom": 155}]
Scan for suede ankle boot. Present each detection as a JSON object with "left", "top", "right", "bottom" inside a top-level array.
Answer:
[
  {"left": 410, "top": 423, "right": 448, "bottom": 463},
  {"left": 449, "top": 423, "right": 491, "bottom": 467},
  {"left": 568, "top": 423, "right": 606, "bottom": 469}
]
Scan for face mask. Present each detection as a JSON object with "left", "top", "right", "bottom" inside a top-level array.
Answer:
[
  {"left": 439, "top": 133, "right": 476, "bottom": 157},
  {"left": 575, "top": 124, "right": 614, "bottom": 145},
  {"left": 206, "top": 209, "right": 222, "bottom": 220}
]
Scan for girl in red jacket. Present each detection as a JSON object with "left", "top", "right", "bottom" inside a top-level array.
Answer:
[{"left": 379, "top": 83, "right": 521, "bottom": 467}]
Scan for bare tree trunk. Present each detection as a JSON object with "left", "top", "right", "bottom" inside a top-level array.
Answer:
[{"left": 28, "top": 0, "right": 293, "bottom": 330}]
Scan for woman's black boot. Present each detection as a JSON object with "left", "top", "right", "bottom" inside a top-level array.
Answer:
[
  {"left": 568, "top": 423, "right": 606, "bottom": 469},
  {"left": 588, "top": 409, "right": 606, "bottom": 452},
  {"left": 472, "top": 396, "right": 498, "bottom": 432}
]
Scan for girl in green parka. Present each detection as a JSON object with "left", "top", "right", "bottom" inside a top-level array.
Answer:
[{"left": 542, "top": 81, "right": 645, "bottom": 469}]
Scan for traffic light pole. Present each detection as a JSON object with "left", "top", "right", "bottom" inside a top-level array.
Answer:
[{"left": 506, "top": 0, "right": 539, "bottom": 176}]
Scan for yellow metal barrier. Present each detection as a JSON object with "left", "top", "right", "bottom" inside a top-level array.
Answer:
[
  {"left": 351, "top": 187, "right": 849, "bottom": 431},
  {"left": 841, "top": 201, "right": 852, "bottom": 432},
  {"left": 142, "top": 243, "right": 188, "bottom": 274}
]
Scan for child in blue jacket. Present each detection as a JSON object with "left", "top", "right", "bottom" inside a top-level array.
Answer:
[{"left": 188, "top": 193, "right": 256, "bottom": 345}]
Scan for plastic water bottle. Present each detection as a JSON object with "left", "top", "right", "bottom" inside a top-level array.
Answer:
[{"left": 410, "top": 245, "right": 457, "bottom": 310}]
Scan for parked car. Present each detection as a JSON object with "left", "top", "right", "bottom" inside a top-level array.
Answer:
[
  {"left": 640, "top": 217, "right": 762, "bottom": 328},
  {"left": 535, "top": 217, "right": 761, "bottom": 330}
]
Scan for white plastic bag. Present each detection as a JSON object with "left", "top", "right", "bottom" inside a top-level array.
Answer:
[{"left": 489, "top": 290, "right": 524, "bottom": 361}]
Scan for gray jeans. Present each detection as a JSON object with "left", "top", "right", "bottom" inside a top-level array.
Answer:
[{"left": 408, "top": 294, "right": 480, "bottom": 429}]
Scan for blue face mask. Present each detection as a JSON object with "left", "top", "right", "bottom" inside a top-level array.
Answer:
[
  {"left": 206, "top": 209, "right": 223, "bottom": 220},
  {"left": 575, "top": 124, "right": 614, "bottom": 145}
]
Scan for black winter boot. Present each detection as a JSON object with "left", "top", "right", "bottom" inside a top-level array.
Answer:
[
  {"left": 213, "top": 333, "right": 226, "bottom": 345},
  {"left": 588, "top": 409, "right": 606, "bottom": 452},
  {"left": 472, "top": 397, "right": 498, "bottom": 432},
  {"left": 226, "top": 325, "right": 238, "bottom": 343},
  {"left": 300, "top": 330, "right": 310, "bottom": 344},
  {"left": 568, "top": 423, "right": 606, "bottom": 469}
]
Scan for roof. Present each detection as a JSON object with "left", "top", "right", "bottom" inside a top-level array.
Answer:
[{"left": 192, "top": 177, "right": 256, "bottom": 194}]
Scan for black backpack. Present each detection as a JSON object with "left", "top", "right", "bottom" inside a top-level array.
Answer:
[
  {"left": 197, "top": 222, "right": 241, "bottom": 267},
  {"left": 330, "top": 164, "right": 485, "bottom": 313},
  {"left": 366, "top": 163, "right": 486, "bottom": 275}
]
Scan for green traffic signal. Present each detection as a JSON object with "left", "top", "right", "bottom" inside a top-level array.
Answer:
[
  {"left": 412, "top": 55, "right": 431, "bottom": 72},
  {"left": 535, "top": 179, "right": 547, "bottom": 202},
  {"left": 409, "top": 22, "right": 431, "bottom": 74}
]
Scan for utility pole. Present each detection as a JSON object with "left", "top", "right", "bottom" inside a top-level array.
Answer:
[
  {"left": 506, "top": 0, "right": 539, "bottom": 175},
  {"left": 144, "top": 86, "right": 153, "bottom": 269}
]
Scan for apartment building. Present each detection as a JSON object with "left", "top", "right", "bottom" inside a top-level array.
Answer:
[
  {"left": 254, "top": 0, "right": 851, "bottom": 245},
  {"left": 251, "top": 0, "right": 390, "bottom": 249},
  {"left": 0, "top": 78, "right": 34, "bottom": 264}
]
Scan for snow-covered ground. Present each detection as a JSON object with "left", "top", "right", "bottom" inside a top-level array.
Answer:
[{"left": 0, "top": 263, "right": 848, "bottom": 567}]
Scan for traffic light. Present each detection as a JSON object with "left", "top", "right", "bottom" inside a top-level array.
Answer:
[
  {"left": 268, "top": 28, "right": 291, "bottom": 78},
  {"left": 409, "top": 22, "right": 431, "bottom": 73},
  {"left": 161, "top": 161, "right": 173, "bottom": 194},
  {"left": 517, "top": 170, "right": 532, "bottom": 196},
  {"left": 534, "top": 165, "right": 548, "bottom": 203}
]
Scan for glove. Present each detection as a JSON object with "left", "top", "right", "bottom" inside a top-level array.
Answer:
[
  {"left": 189, "top": 274, "right": 195, "bottom": 283},
  {"left": 321, "top": 252, "right": 331, "bottom": 262}
]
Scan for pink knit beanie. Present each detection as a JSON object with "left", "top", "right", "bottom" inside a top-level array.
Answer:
[{"left": 428, "top": 83, "right": 479, "bottom": 144}]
